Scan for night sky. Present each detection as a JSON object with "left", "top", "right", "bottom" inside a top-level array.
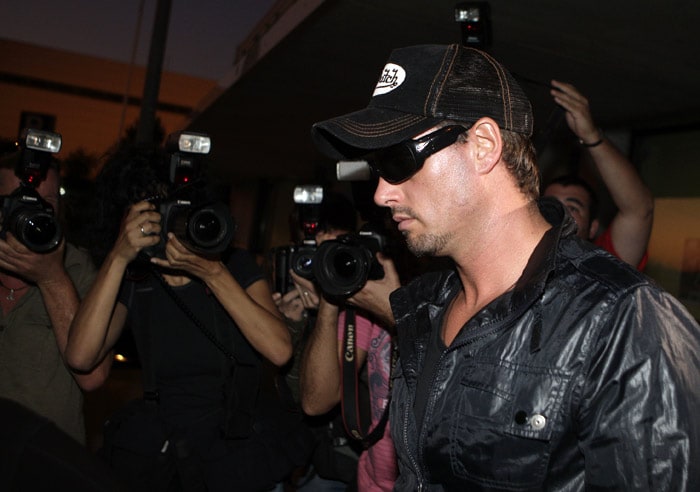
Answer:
[{"left": 2, "top": 0, "right": 276, "bottom": 80}]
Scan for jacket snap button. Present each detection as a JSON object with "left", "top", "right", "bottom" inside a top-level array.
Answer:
[{"left": 530, "top": 414, "right": 546, "bottom": 430}]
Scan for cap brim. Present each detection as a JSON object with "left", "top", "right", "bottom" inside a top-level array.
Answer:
[{"left": 311, "top": 107, "right": 442, "bottom": 160}]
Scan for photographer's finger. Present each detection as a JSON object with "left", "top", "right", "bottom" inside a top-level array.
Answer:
[
  {"left": 126, "top": 202, "right": 154, "bottom": 223},
  {"left": 149, "top": 256, "right": 169, "bottom": 268},
  {"left": 282, "top": 289, "right": 300, "bottom": 303},
  {"left": 2, "top": 232, "right": 28, "bottom": 252},
  {"left": 299, "top": 289, "right": 312, "bottom": 307},
  {"left": 165, "top": 233, "right": 189, "bottom": 254},
  {"left": 130, "top": 221, "right": 154, "bottom": 241},
  {"left": 300, "top": 289, "right": 319, "bottom": 309}
]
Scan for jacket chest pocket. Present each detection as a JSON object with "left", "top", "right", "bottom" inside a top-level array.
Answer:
[{"left": 445, "top": 359, "right": 570, "bottom": 489}]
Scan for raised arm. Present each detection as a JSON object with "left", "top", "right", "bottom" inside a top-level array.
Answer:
[
  {"left": 0, "top": 234, "right": 112, "bottom": 391},
  {"left": 551, "top": 80, "right": 654, "bottom": 267},
  {"left": 66, "top": 200, "right": 161, "bottom": 373},
  {"left": 299, "top": 297, "right": 344, "bottom": 416}
]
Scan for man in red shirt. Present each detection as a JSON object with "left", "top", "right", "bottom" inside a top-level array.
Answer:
[{"left": 542, "top": 80, "right": 653, "bottom": 270}]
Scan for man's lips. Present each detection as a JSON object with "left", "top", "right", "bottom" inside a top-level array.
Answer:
[{"left": 392, "top": 213, "right": 414, "bottom": 231}]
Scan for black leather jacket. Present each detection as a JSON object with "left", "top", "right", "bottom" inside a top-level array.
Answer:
[{"left": 389, "top": 199, "right": 700, "bottom": 491}]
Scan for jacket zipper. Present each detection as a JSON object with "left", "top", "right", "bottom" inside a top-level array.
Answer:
[
  {"left": 404, "top": 371, "right": 426, "bottom": 490},
  {"left": 409, "top": 327, "right": 503, "bottom": 489}
]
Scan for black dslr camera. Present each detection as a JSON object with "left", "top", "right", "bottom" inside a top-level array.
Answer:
[
  {"left": 0, "top": 129, "right": 63, "bottom": 253},
  {"left": 269, "top": 185, "right": 323, "bottom": 294},
  {"left": 143, "top": 132, "right": 235, "bottom": 257},
  {"left": 312, "top": 228, "right": 385, "bottom": 300},
  {"left": 149, "top": 196, "right": 235, "bottom": 256}
]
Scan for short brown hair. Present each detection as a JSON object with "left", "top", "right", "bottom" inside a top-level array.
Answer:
[{"left": 500, "top": 129, "right": 540, "bottom": 200}]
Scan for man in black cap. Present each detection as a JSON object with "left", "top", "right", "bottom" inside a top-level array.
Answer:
[{"left": 311, "top": 44, "right": 700, "bottom": 490}]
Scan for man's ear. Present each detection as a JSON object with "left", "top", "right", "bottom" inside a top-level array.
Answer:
[
  {"left": 471, "top": 117, "right": 502, "bottom": 175},
  {"left": 588, "top": 218, "right": 600, "bottom": 240}
]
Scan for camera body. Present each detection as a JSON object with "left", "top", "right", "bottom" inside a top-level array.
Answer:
[
  {"left": 269, "top": 245, "right": 294, "bottom": 295},
  {"left": 290, "top": 241, "right": 318, "bottom": 280},
  {"left": 269, "top": 242, "right": 318, "bottom": 294},
  {"left": 312, "top": 229, "right": 385, "bottom": 300},
  {"left": 141, "top": 131, "right": 235, "bottom": 258},
  {"left": 269, "top": 185, "right": 323, "bottom": 294},
  {"left": 0, "top": 129, "right": 63, "bottom": 253},
  {"left": 143, "top": 196, "right": 235, "bottom": 258},
  {"left": 0, "top": 184, "right": 62, "bottom": 253}
]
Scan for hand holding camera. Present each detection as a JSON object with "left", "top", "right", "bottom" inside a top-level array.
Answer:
[
  {"left": 0, "top": 220, "right": 66, "bottom": 286},
  {"left": 141, "top": 194, "right": 235, "bottom": 258},
  {"left": 344, "top": 252, "right": 400, "bottom": 329},
  {"left": 150, "top": 232, "right": 226, "bottom": 281},
  {"left": 112, "top": 200, "right": 161, "bottom": 264},
  {"left": 289, "top": 269, "right": 321, "bottom": 310}
]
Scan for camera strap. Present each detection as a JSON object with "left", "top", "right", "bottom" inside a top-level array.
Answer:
[
  {"left": 340, "top": 306, "right": 396, "bottom": 449},
  {"left": 124, "top": 277, "right": 159, "bottom": 403},
  {"left": 153, "top": 268, "right": 236, "bottom": 363},
  {"left": 126, "top": 270, "right": 238, "bottom": 401}
]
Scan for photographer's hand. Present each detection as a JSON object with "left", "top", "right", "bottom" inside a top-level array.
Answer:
[
  {"left": 0, "top": 233, "right": 113, "bottom": 391},
  {"left": 150, "top": 233, "right": 225, "bottom": 279},
  {"left": 113, "top": 200, "right": 161, "bottom": 263},
  {"left": 347, "top": 253, "right": 400, "bottom": 330},
  {"left": 0, "top": 232, "right": 65, "bottom": 285},
  {"left": 289, "top": 270, "right": 320, "bottom": 310},
  {"left": 273, "top": 289, "right": 306, "bottom": 322}
]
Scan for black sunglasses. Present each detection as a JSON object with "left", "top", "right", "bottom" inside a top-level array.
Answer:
[{"left": 366, "top": 125, "right": 469, "bottom": 184}]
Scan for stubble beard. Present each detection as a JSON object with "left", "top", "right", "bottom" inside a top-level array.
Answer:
[
  {"left": 392, "top": 205, "right": 452, "bottom": 257},
  {"left": 404, "top": 231, "right": 451, "bottom": 258}
]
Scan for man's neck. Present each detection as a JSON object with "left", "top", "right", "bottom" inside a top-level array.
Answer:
[{"left": 443, "top": 201, "right": 550, "bottom": 345}]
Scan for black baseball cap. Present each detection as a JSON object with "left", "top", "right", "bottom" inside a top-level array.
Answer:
[{"left": 312, "top": 44, "right": 533, "bottom": 160}]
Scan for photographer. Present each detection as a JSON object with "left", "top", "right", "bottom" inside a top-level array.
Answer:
[
  {"left": 272, "top": 191, "right": 360, "bottom": 490},
  {"left": 276, "top": 192, "right": 400, "bottom": 491},
  {"left": 65, "top": 142, "right": 310, "bottom": 491},
  {"left": 0, "top": 137, "right": 111, "bottom": 445}
]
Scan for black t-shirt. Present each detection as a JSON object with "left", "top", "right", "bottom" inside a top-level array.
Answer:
[
  {"left": 119, "top": 248, "right": 263, "bottom": 424},
  {"left": 115, "top": 249, "right": 311, "bottom": 490}
]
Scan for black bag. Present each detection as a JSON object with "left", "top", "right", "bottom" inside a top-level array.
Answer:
[
  {"left": 227, "top": 360, "right": 317, "bottom": 480},
  {"left": 100, "top": 399, "right": 176, "bottom": 492},
  {"left": 310, "top": 411, "right": 361, "bottom": 484}
]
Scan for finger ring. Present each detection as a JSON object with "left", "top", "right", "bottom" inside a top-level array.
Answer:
[
  {"left": 140, "top": 224, "right": 147, "bottom": 236},
  {"left": 303, "top": 291, "right": 309, "bottom": 296}
]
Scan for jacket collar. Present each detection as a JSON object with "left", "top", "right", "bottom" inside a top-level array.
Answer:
[{"left": 392, "top": 197, "right": 576, "bottom": 347}]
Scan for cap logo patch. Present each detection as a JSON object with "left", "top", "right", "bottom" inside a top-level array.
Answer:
[{"left": 373, "top": 63, "right": 406, "bottom": 96}]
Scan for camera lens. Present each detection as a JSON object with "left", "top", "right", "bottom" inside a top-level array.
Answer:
[
  {"left": 313, "top": 242, "right": 371, "bottom": 299},
  {"left": 1, "top": 186, "right": 62, "bottom": 253},
  {"left": 12, "top": 211, "right": 61, "bottom": 253},
  {"left": 188, "top": 208, "right": 222, "bottom": 246},
  {"left": 291, "top": 250, "right": 315, "bottom": 279},
  {"left": 156, "top": 200, "right": 235, "bottom": 256},
  {"left": 333, "top": 250, "right": 360, "bottom": 280},
  {"left": 289, "top": 243, "right": 317, "bottom": 280}
]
